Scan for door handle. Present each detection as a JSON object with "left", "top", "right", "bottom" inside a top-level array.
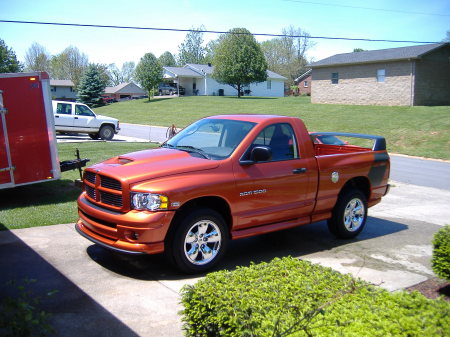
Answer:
[
  {"left": 293, "top": 168, "right": 307, "bottom": 174},
  {"left": 55, "top": 115, "right": 59, "bottom": 118},
  {"left": 74, "top": 117, "right": 79, "bottom": 119}
]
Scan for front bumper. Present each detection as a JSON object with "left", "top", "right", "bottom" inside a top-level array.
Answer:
[{"left": 76, "top": 193, "right": 175, "bottom": 254}]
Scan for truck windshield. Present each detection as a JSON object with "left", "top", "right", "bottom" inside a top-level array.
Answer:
[{"left": 163, "top": 119, "right": 255, "bottom": 160}]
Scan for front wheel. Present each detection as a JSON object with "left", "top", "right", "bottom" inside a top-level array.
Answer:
[
  {"left": 99, "top": 125, "right": 114, "bottom": 140},
  {"left": 327, "top": 189, "right": 367, "bottom": 239},
  {"left": 167, "top": 209, "right": 228, "bottom": 274}
]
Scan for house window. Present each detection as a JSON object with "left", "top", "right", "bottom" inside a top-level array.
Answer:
[
  {"left": 267, "top": 80, "right": 272, "bottom": 90},
  {"left": 331, "top": 73, "right": 339, "bottom": 84},
  {"left": 377, "top": 69, "right": 385, "bottom": 82},
  {"left": 304, "top": 81, "right": 308, "bottom": 88},
  {"left": 51, "top": 86, "right": 56, "bottom": 92}
]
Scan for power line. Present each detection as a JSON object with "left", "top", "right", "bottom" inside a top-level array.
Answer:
[
  {"left": 282, "top": 0, "right": 450, "bottom": 17},
  {"left": 0, "top": 19, "right": 442, "bottom": 44}
]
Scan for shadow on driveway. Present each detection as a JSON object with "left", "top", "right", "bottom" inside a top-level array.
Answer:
[
  {"left": 85, "top": 217, "right": 407, "bottom": 281},
  {"left": 0, "top": 229, "right": 139, "bottom": 337}
]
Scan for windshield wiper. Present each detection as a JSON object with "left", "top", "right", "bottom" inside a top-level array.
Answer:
[{"left": 174, "top": 146, "right": 210, "bottom": 159}]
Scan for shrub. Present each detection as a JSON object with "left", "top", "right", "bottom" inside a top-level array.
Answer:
[
  {"left": 432, "top": 225, "right": 450, "bottom": 282},
  {"left": 180, "top": 257, "right": 450, "bottom": 337}
]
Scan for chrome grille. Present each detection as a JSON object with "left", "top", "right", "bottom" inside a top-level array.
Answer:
[{"left": 101, "top": 176, "right": 122, "bottom": 191}]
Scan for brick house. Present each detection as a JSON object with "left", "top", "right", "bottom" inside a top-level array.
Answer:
[
  {"left": 294, "top": 69, "right": 312, "bottom": 96},
  {"left": 104, "top": 82, "right": 146, "bottom": 100},
  {"left": 310, "top": 43, "right": 450, "bottom": 106}
]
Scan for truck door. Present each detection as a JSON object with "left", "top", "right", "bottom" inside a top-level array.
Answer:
[
  {"left": 233, "top": 123, "right": 317, "bottom": 230},
  {"left": 73, "top": 104, "right": 96, "bottom": 132},
  {"left": 0, "top": 90, "right": 13, "bottom": 187},
  {"left": 54, "top": 101, "right": 74, "bottom": 130}
]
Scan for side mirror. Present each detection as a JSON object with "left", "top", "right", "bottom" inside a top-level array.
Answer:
[{"left": 240, "top": 146, "right": 272, "bottom": 165}]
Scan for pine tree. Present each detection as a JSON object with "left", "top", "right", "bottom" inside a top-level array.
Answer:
[
  {"left": 77, "top": 64, "right": 107, "bottom": 107},
  {"left": 0, "top": 38, "right": 22, "bottom": 73}
]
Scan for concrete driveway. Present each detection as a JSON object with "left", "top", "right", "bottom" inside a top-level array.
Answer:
[{"left": 1, "top": 181, "right": 449, "bottom": 336}]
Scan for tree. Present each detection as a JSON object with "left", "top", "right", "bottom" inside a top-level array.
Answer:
[
  {"left": 353, "top": 48, "right": 366, "bottom": 52},
  {"left": 135, "top": 53, "right": 163, "bottom": 100},
  {"left": 122, "top": 61, "right": 135, "bottom": 82},
  {"left": 50, "top": 46, "right": 88, "bottom": 88},
  {"left": 107, "top": 61, "right": 135, "bottom": 86},
  {"left": 213, "top": 28, "right": 268, "bottom": 98},
  {"left": 77, "top": 64, "right": 107, "bottom": 107},
  {"left": 261, "top": 26, "right": 314, "bottom": 85},
  {"left": 443, "top": 30, "right": 450, "bottom": 43},
  {"left": 177, "top": 26, "right": 206, "bottom": 65},
  {"left": 0, "top": 38, "right": 22, "bottom": 73},
  {"left": 24, "top": 42, "right": 51, "bottom": 73},
  {"left": 158, "top": 51, "right": 176, "bottom": 67}
]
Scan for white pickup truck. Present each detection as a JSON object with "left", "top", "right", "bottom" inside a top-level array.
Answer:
[{"left": 52, "top": 100, "right": 120, "bottom": 140}]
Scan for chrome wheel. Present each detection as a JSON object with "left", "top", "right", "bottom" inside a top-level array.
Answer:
[
  {"left": 343, "top": 198, "right": 365, "bottom": 232},
  {"left": 184, "top": 219, "right": 222, "bottom": 266}
]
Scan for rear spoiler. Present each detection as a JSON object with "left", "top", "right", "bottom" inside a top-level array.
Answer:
[{"left": 309, "top": 132, "right": 387, "bottom": 151}]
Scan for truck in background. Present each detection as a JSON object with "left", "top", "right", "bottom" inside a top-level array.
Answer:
[{"left": 0, "top": 72, "right": 88, "bottom": 190}]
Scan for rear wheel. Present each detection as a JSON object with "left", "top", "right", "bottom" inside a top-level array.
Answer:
[
  {"left": 99, "top": 125, "right": 114, "bottom": 140},
  {"left": 327, "top": 189, "right": 367, "bottom": 239},
  {"left": 167, "top": 208, "right": 228, "bottom": 274}
]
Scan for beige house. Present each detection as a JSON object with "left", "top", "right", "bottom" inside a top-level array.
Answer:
[
  {"left": 310, "top": 43, "right": 450, "bottom": 106},
  {"left": 104, "top": 82, "right": 146, "bottom": 100}
]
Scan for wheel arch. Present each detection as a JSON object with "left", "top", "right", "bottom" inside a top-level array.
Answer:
[
  {"left": 168, "top": 196, "right": 233, "bottom": 238},
  {"left": 100, "top": 122, "right": 116, "bottom": 131},
  {"left": 339, "top": 176, "right": 371, "bottom": 201}
]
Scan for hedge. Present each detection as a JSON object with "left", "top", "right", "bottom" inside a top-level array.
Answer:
[
  {"left": 432, "top": 225, "right": 450, "bottom": 282},
  {"left": 180, "top": 257, "right": 450, "bottom": 337}
]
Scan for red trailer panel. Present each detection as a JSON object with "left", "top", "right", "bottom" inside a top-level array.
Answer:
[{"left": 0, "top": 72, "right": 60, "bottom": 189}]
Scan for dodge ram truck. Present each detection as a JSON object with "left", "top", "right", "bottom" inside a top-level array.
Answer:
[{"left": 76, "top": 115, "right": 390, "bottom": 273}]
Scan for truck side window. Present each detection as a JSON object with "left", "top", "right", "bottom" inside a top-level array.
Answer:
[
  {"left": 56, "top": 103, "right": 72, "bottom": 115},
  {"left": 75, "top": 105, "right": 95, "bottom": 117},
  {"left": 248, "top": 123, "right": 299, "bottom": 161}
]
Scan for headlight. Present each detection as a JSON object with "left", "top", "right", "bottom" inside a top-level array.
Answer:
[{"left": 131, "top": 193, "right": 168, "bottom": 211}]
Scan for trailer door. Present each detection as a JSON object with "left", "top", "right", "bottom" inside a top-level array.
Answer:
[{"left": 0, "top": 90, "right": 13, "bottom": 187}]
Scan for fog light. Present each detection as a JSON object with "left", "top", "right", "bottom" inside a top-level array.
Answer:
[{"left": 124, "top": 230, "right": 139, "bottom": 241}]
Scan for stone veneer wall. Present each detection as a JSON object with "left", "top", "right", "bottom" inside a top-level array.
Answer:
[
  {"left": 311, "top": 61, "right": 414, "bottom": 106},
  {"left": 414, "top": 47, "right": 450, "bottom": 106}
]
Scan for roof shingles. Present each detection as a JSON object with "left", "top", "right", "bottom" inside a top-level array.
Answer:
[{"left": 310, "top": 43, "right": 447, "bottom": 67}]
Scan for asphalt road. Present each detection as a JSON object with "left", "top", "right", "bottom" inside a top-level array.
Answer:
[{"left": 119, "top": 123, "right": 450, "bottom": 190}]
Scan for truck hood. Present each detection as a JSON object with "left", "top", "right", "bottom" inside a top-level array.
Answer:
[
  {"left": 88, "top": 148, "right": 219, "bottom": 185},
  {"left": 96, "top": 115, "right": 119, "bottom": 124}
]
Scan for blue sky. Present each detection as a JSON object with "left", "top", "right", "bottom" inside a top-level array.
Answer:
[{"left": 1, "top": 0, "right": 449, "bottom": 67}]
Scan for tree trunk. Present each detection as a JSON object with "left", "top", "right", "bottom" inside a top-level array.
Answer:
[{"left": 237, "top": 84, "right": 241, "bottom": 98}]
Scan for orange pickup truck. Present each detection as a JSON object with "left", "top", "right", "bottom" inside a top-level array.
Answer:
[{"left": 76, "top": 115, "right": 390, "bottom": 273}]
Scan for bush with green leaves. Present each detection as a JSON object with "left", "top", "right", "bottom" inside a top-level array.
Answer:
[
  {"left": 432, "top": 225, "right": 450, "bottom": 282},
  {"left": 0, "top": 279, "right": 56, "bottom": 337},
  {"left": 180, "top": 257, "right": 450, "bottom": 337}
]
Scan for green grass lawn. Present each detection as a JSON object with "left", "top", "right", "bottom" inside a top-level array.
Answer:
[
  {"left": 96, "top": 96, "right": 450, "bottom": 159},
  {"left": 0, "top": 142, "right": 156, "bottom": 230}
]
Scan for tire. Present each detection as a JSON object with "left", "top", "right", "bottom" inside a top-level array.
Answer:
[
  {"left": 327, "top": 189, "right": 367, "bottom": 239},
  {"left": 99, "top": 125, "right": 114, "bottom": 141},
  {"left": 89, "top": 133, "right": 100, "bottom": 140},
  {"left": 167, "top": 208, "right": 228, "bottom": 274}
]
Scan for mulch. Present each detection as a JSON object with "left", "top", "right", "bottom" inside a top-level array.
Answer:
[{"left": 406, "top": 277, "right": 450, "bottom": 301}]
